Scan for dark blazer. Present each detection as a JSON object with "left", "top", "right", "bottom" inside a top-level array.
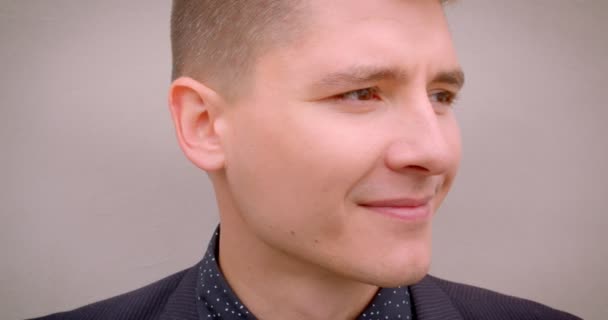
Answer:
[{"left": 33, "top": 265, "right": 580, "bottom": 320}]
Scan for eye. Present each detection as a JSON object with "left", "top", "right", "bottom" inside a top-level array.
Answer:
[
  {"left": 336, "top": 87, "right": 381, "bottom": 101},
  {"left": 429, "top": 90, "right": 457, "bottom": 107}
]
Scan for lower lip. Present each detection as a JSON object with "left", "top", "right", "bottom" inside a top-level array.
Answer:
[{"left": 361, "top": 203, "right": 431, "bottom": 222}]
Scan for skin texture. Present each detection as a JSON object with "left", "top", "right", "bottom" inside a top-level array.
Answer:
[{"left": 169, "top": 0, "right": 463, "bottom": 319}]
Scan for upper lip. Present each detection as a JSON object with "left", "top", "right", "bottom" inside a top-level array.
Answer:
[{"left": 359, "top": 196, "right": 432, "bottom": 208}]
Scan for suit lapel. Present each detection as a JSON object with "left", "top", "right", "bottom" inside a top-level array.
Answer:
[
  {"left": 160, "top": 264, "right": 201, "bottom": 320},
  {"left": 410, "top": 276, "right": 464, "bottom": 320}
]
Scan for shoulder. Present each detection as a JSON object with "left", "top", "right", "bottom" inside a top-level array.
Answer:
[
  {"left": 30, "top": 268, "right": 191, "bottom": 320},
  {"left": 424, "top": 275, "right": 581, "bottom": 320}
]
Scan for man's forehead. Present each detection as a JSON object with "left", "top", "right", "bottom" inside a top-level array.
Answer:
[
  {"left": 246, "top": 0, "right": 459, "bottom": 98},
  {"left": 288, "top": 0, "right": 454, "bottom": 58},
  {"left": 306, "top": 0, "right": 447, "bottom": 26}
]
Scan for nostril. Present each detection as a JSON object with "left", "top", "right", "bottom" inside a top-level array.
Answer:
[{"left": 405, "top": 165, "right": 430, "bottom": 173}]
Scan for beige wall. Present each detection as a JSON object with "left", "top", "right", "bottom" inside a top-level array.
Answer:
[{"left": 1, "top": 1, "right": 606, "bottom": 319}]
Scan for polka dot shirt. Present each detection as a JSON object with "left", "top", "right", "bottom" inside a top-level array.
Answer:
[{"left": 196, "top": 227, "right": 416, "bottom": 320}]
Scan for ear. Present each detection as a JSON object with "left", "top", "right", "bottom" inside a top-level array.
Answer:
[{"left": 168, "top": 77, "right": 226, "bottom": 172}]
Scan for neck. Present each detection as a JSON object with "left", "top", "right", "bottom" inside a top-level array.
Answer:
[{"left": 217, "top": 211, "right": 378, "bottom": 320}]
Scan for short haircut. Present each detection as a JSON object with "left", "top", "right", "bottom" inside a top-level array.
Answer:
[
  {"left": 170, "top": 0, "right": 306, "bottom": 99},
  {"left": 170, "top": 0, "right": 451, "bottom": 100}
]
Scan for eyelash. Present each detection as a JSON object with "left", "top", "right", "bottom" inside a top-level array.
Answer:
[
  {"left": 429, "top": 90, "right": 458, "bottom": 107},
  {"left": 332, "top": 87, "right": 459, "bottom": 108},
  {"left": 335, "top": 87, "right": 381, "bottom": 102}
]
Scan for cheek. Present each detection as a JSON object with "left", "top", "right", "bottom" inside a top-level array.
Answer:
[
  {"left": 223, "top": 103, "right": 381, "bottom": 232},
  {"left": 445, "top": 116, "right": 462, "bottom": 174},
  {"left": 436, "top": 115, "right": 462, "bottom": 203}
]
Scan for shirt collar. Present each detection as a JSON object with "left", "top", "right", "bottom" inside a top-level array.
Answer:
[{"left": 195, "top": 226, "right": 415, "bottom": 320}]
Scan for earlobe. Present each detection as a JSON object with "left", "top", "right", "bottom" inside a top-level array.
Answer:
[{"left": 168, "top": 77, "right": 226, "bottom": 171}]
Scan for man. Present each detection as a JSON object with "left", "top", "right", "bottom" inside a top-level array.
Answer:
[{"left": 36, "top": 0, "right": 580, "bottom": 319}]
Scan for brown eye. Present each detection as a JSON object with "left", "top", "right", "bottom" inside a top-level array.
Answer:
[
  {"left": 429, "top": 90, "right": 456, "bottom": 105},
  {"left": 339, "top": 87, "right": 380, "bottom": 101}
]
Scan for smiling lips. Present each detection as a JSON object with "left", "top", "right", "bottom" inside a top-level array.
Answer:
[{"left": 359, "top": 197, "right": 433, "bottom": 221}]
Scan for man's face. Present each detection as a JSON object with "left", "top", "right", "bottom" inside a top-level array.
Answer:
[{"left": 219, "top": 0, "right": 462, "bottom": 286}]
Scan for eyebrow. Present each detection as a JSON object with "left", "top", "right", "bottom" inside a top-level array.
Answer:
[
  {"left": 433, "top": 69, "right": 466, "bottom": 89},
  {"left": 315, "top": 65, "right": 409, "bottom": 88},
  {"left": 312, "top": 65, "right": 465, "bottom": 90}
]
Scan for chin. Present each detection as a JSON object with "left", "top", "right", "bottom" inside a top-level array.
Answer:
[
  {"left": 376, "top": 262, "right": 430, "bottom": 288},
  {"left": 373, "top": 232, "right": 433, "bottom": 287},
  {"left": 368, "top": 255, "right": 431, "bottom": 288},
  {"left": 339, "top": 242, "right": 432, "bottom": 288}
]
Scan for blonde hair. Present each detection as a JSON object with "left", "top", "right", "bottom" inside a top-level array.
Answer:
[{"left": 171, "top": 0, "right": 305, "bottom": 98}]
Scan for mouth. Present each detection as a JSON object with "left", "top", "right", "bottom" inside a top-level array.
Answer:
[{"left": 358, "top": 196, "right": 433, "bottom": 222}]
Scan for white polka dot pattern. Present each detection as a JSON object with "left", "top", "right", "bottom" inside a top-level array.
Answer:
[
  {"left": 196, "top": 230, "right": 254, "bottom": 319},
  {"left": 195, "top": 227, "right": 415, "bottom": 320},
  {"left": 356, "top": 286, "right": 414, "bottom": 320}
]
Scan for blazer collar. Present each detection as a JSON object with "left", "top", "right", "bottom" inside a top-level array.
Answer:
[
  {"left": 160, "top": 264, "right": 200, "bottom": 320},
  {"left": 410, "top": 276, "right": 464, "bottom": 320},
  {"left": 160, "top": 265, "right": 463, "bottom": 320}
]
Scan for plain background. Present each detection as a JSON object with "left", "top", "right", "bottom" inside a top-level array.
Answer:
[{"left": 1, "top": 0, "right": 606, "bottom": 319}]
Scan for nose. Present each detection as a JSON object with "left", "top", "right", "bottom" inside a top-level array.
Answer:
[{"left": 384, "top": 93, "right": 461, "bottom": 176}]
